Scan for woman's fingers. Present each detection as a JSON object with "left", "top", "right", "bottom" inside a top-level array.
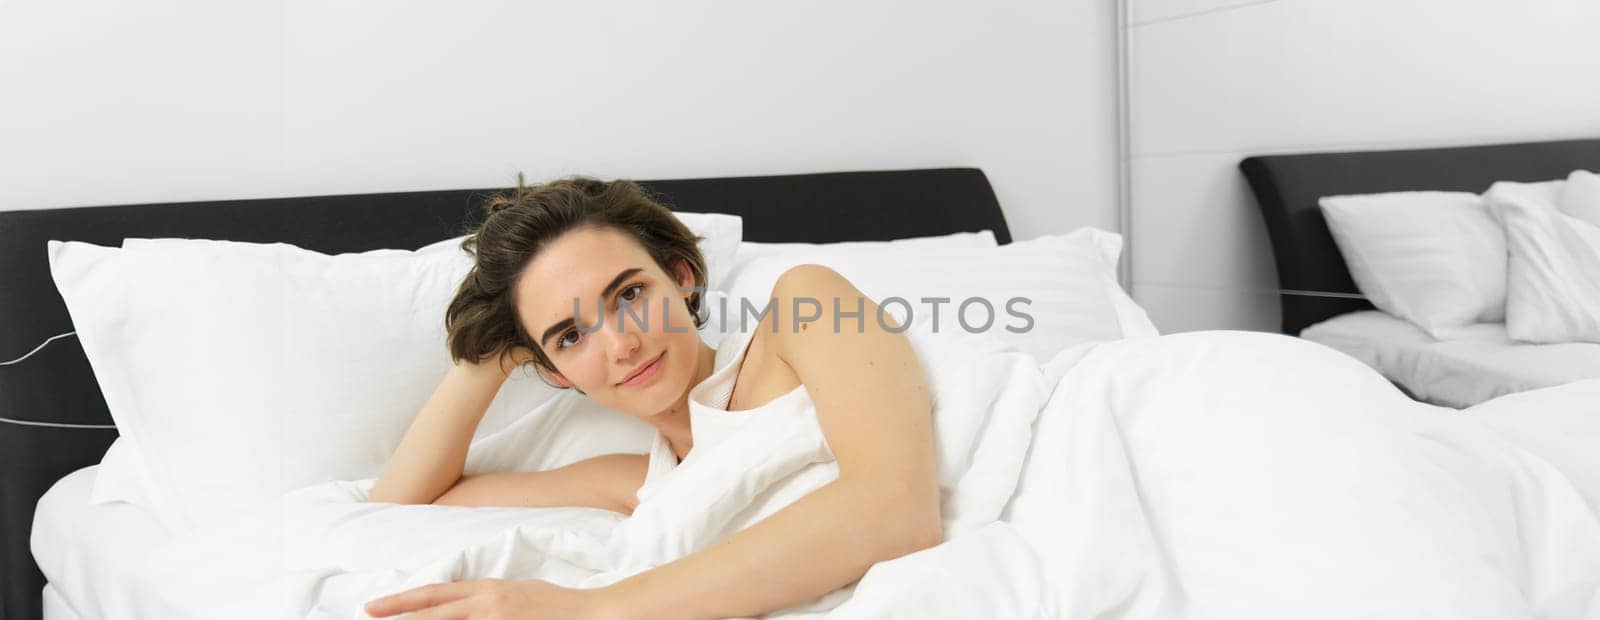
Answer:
[
  {"left": 364, "top": 580, "right": 477, "bottom": 617},
  {"left": 496, "top": 344, "right": 538, "bottom": 377},
  {"left": 406, "top": 596, "right": 479, "bottom": 620}
]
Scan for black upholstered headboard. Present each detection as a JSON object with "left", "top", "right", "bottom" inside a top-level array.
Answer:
[
  {"left": 0, "top": 167, "right": 1009, "bottom": 620},
  {"left": 1240, "top": 138, "right": 1600, "bottom": 335}
]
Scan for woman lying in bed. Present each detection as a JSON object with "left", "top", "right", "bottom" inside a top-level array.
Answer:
[{"left": 363, "top": 177, "right": 942, "bottom": 619}]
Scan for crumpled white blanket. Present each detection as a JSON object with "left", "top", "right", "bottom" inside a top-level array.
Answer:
[
  {"left": 135, "top": 330, "right": 1600, "bottom": 619},
  {"left": 138, "top": 324, "right": 1051, "bottom": 619},
  {"left": 1006, "top": 331, "right": 1600, "bottom": 619}
]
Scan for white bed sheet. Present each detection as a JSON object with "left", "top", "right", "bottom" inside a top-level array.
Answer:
[
  {"left": 26, "top": 331, "right": 1600, "bottom": 619},
  {"left": 1301, "top": 310, "right": 1600, "bottom": 408},
  {"left": 31, "top": 464, "right": 175, "bottom": 620},
  {"left": 41, "top": 584, "right": 78, "bottom": 620}
]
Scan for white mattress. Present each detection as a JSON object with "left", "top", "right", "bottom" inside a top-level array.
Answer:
[
  {"left": 1301, "top": 310, "right": 1600, "bottom": 408},
  {"left": 31, "top": 464, "right": 176, "bottom": 620}
]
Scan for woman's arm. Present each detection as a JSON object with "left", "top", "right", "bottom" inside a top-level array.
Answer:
[
  {"left": 601, "top": 264, "right": 943, "bottom": 618},
  {"left": 366, "top": 353, "right": 515, "bottom": 505},
  {"left": 365, "top": 265, "right": 942, "bottom": 619},
  {"left": 433, "top": 454, "right": 649, "bottom": 515}
]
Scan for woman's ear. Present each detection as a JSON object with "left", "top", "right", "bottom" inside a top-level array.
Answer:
[{"left": 672, "top": 258, "right": 698, "bottom": 296}]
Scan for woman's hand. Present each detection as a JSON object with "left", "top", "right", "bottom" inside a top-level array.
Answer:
[
  {"left": 363, "top": 578, "right": 625, "bottom": 620},
  {"left": 469, "top": 343, "right": 537, "bottom": 380}
]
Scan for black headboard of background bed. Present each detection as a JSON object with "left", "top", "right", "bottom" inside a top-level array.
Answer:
[
  {"left": 0, "top": 167, "right": 1010, "bottom": 620},
  {"left": 1240, "top": 137, "right": 1600, "bottom": 336}
]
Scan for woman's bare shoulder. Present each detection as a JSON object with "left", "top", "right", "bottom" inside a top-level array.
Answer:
[
  {"left": 724, "top": 266, "right": 857, "bottom": 411},
  {"left": 764, "top": 263, "right": 899, "bottom": 343},
  {"left": 748, "top": 262, "right": 919, "bottom": 390},
  {"left": 768, "top": 263, "right": 853, "bottom": 298}
]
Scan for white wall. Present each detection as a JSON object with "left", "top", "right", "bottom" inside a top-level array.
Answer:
[
  {"left": 1127, "top": 0, "right": 1600, "bottom": 332},
  {"left": 0, "top": 1, "right": 1118, "bottom": 243}
]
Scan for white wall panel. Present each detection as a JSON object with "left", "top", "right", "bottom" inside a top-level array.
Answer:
[
  {"left": 1134, "top": 283, "right": 1280, "bottom": 333},
  {"left": 0, "top": 0, "right": 1118, "bottom": 243},
  {"left": 1131, "top": 0, "right": 1278, "bottom": 26},
  {"left": 1130, "top": 151, "right": 1277, "bottom": 289},
  {"left": 1132, "top": 0, "right": 1600, "bottom": 156},
  {"left": 0, "top": 0, "right": 286, "bottom": 208}
]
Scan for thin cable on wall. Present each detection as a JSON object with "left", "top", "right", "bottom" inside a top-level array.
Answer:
[
  {"left": 0, "top": 330, "right": 117, "bottom": 429},
  {"left": 1, "top": 330, "right": 78, "bottom": 366},
  {"left": 0, "top": 416, "right": 117, "bottom": 429}
]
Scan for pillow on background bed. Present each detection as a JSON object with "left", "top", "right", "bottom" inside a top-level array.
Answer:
[
  {"left": 1319, "top": 191, "right": 1513, "bottom": 339},
  {"left": 57, "top": 212, "right": 741, "bottom": 532},
  {"left": 720, "top": 228, "right": 1156, "bottom": 362},
  {"left": 1485, "top": 180, "right": 1600, "bottom": 344},
  {"left": 1563, "top": 170, "right": 1600, "bottom": 227}
]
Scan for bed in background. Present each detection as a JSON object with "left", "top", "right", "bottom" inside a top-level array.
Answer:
[
  {"left": 1239, "top": 138, "right": 1600, "bottom": 407},
  {"left": 0, "top": 168, "right": 1011, "bottom": 620}
]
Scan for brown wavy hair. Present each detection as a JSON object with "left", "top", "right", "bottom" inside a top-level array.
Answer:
[{"left": 444, "top": 175, "right": 709, "bottom": 382}]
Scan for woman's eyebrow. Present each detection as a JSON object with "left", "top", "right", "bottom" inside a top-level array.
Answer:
[{"left": 538, "top": 267, "right": 645, "bottom": 346}]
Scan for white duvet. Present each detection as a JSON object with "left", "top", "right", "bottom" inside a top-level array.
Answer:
[{"left": 127, "top": 331, "right": 1600, "bottom": 619}]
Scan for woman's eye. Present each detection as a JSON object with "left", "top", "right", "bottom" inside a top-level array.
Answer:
[{"left": 558, "top": 284, "right": 646, "bottom": 351}]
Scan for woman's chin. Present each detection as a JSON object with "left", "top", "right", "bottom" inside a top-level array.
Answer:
[{"left": 629, "top": 376, "right": 692, "bottom": 419}]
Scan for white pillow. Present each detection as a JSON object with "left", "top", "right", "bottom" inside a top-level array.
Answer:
[
  {"left": 1484, "top": 180, "right": 1600, "bottom": 344},
  {"left": 704, "top": 230, "right": 1003, "bottom": 347},
  {"left": 86, "top": 437, "right": 158, "bottom": 508},
  {"left": 51, "top": 240, "right": 548, "bottom": 531},
  {"left": 77, "top": 239, "right": 572, "bottom": 517},
  {"left": 719, "top": 228, "right": 1155, "bottom": 362},
  {"left": 1319, "top": 191, "right": 1510, "bottom": 338},
  {"left": 1562, "top": 170, "right": 1600, "bottom": 228},
  {"left": 61, "top": 214, "right": 739, "bottom": 532},
  {"left": 724, "top": 231, "right": 998, "bottom": 292}
]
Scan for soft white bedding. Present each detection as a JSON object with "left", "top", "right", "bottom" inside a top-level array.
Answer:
[
  {"left": 1469, "top": 379, "right": 1600, "bottom": 514},
  {"left": 1006, "top": 331, "right": 1600, "bottom": 618},
  {"left": 31, "top": 465, "right": 174, "bottom": 620},
  {"left": 114, "top": 321, "right": 1049, "bottom": 619},
  {"left": 1302, "top": 310, "right": 1600, "bottom": 408},
  {"left": 31, "top": 330, "right": 1600, "bottom": 619},
  {"left": 42, "top": 583, "right": 79, "bottom": 620}
]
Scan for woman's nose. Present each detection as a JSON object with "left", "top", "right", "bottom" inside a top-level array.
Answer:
[{"left": 607, "top": 318, "right": 642, "bottom": 360}]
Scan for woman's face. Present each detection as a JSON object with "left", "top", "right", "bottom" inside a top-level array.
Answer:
[{"left": 514, "top": 225, "right": 701, "bottom": 418}]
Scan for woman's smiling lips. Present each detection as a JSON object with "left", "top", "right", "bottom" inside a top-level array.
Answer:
[{"left": 617, "top": 351, "right": 666, "bottom": 387}]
